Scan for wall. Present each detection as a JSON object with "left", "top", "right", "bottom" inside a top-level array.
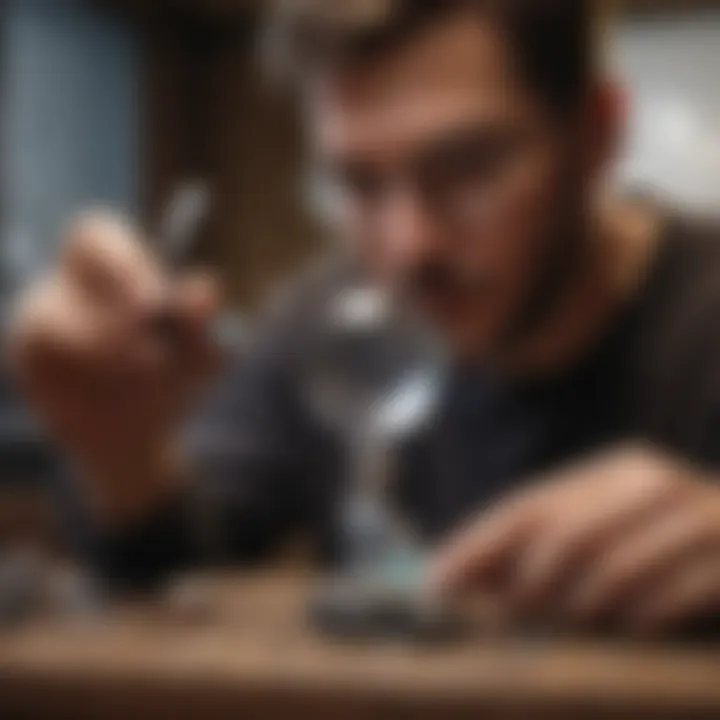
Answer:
[
  {"left": 613, "top": 11, "right": 720, "bottom": 212},
  {"left": 1, "top": 0, "right": 140, "bottom": 294},
  {"left": 142, "top": 22, "right": 323, "bottom": 311},
  {"left": 0, "top": 0, "right": 140, "bottom": 482}
]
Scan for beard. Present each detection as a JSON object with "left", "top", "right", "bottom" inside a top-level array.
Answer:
[{"left": 499, "top": 215, "right": 590, "bottom": 355}]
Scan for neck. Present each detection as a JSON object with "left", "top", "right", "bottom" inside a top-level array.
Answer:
[{"left": 498, "top": 198, "right": 663, "bottom": 379}]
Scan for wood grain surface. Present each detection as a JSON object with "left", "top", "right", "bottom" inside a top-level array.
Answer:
[{"left": 0, "top": 572, "right": 718, "bottom": 719}]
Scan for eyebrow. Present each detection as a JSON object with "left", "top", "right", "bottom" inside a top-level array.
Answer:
[{"left": 320, "top": 118, "right": 526, "bottom": 179}]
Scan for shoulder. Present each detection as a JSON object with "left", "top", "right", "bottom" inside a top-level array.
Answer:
[
  {"left": 636, "top": 214, "right": 720, "bottom": 354},
  {"left": 631, "top": 214, "right": 720, "bottom": 454}
]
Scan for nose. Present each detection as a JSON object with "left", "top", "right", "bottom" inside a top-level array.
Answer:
[{"left": 379, "top": 187, "right": 444, "bottom": 270}]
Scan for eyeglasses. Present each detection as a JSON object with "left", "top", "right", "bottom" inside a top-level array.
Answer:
[{"left": 310, "top": 123, "right": 553, "bottom": 235}]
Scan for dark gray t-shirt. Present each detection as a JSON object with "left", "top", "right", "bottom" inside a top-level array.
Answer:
[{"left": 90, "top": 215, "right": 720, "bottom": 589}]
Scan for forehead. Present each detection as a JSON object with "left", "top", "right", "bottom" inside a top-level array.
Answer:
[{"left": 307, "top": 11, "right": 545, "bottom": 160}]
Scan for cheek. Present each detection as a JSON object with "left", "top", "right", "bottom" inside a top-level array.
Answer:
[
  {"left": 344, "top": 220, "right": 389, "bottom": 280},
  {"left": 479, "top": 157, "right": 568, "bottom": 290},
  {"left": 340, "top": 209, "right": 417, "bottom": 283},
  {"left": 331, "top": 204, "right": 382, "bottom": 269}
]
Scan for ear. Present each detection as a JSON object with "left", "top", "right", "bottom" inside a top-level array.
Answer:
[{"left": 583, "top": 78, "right": 628, "bottom": 175}]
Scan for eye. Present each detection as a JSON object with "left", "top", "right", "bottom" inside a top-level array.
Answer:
[
  {"left": 427, "top": 140, "right": 509, "bottom": 191},
  {"left": 417, "top": 127, "right": 525, "bottom": 200},
  {"left": 335, "top": 165, "right": 385, "bottom": 205}
]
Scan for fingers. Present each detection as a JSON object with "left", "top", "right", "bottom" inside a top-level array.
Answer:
[
  {"left": 60, "top": 212, "right": 222, "bottom": 371},
  {"left": 61, "top": 211, "right": 165, "bottom": 312},
  {"left": 168, "top": 272, "right": 223, "bottom": 381},
  {"left": 12, "top": 211, "right": 223, "bottom": 388},
  {"left": 8, "top": 210, "right": 225, "bottom": 522},
  {"left": 512, "top": 467, "right": 688, "bottom": 612},
  {"left": 624, "top": 555, "right": 720, "bottom": 635},
  {"left": 428, "top": 492, "right": 540, "bottom": 596},
  {"left": 173, "top": 271, "right": 221, "bottom": 335},
  {"left": 568, "top": 497, "right": 720, "bottom": 622},
  {"left": 427, "top": 457, "right": 619, "bottom": 596},
  {"left": 9, "top": 274, "right": 97, "bottom": 376},
  {"left": 427, "top": 447, "right": 720, "bottom": 637}
]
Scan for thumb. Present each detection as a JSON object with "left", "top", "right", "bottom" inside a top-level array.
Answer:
[
  {"left": 163, "top": 271, "right": 223, "bottom": 382},
  {"left": 174, "top": 271, "right": 221, "bottom": 335}
]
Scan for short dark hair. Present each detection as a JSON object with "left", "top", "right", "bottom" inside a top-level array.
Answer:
[{"left": 267, "top": 0, "right": 601, "bottom": 115}]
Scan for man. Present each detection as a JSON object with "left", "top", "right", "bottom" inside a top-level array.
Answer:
[{"left": 8, "top": 0, "right": 720, "bottom": 636}]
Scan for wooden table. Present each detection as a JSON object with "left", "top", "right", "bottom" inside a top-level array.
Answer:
[{"left": 0, "top": 572, "right": 718, "bottom": 719}]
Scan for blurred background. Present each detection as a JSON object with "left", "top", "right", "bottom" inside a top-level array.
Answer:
[{"left": 1, "top": 0, "right": 720, "bottom": 551}]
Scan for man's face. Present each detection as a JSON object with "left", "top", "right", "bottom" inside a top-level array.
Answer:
[{"left": 309, "top": 11, "right": 601, "bottom": 359}]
